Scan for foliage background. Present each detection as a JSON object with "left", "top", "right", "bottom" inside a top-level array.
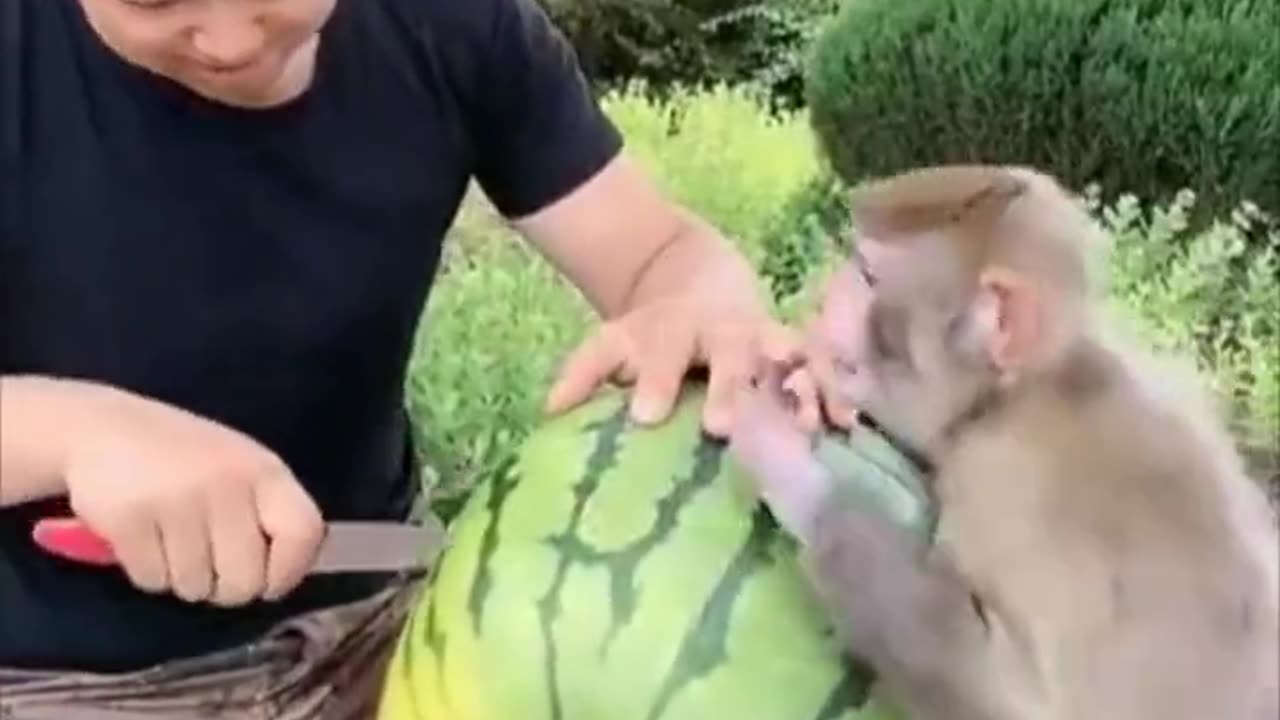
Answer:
[
  {"left": 407, "top": 0, "right": 1279, "bottom": 514},
  {"left": 805, "top": 0, "right": 1280, "bottom": 227}
]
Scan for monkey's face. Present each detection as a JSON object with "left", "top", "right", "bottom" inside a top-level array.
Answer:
[{"left": 813, "top": 236, "right": 1000, "bottom": 454}]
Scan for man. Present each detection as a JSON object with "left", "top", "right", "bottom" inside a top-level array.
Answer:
[{"left": 0, "top": 0, "right": 843, "bottom": 716}]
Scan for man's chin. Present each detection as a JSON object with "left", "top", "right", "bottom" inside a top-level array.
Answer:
[
  {"left": 181, "top": 40, "right": 318, "bottom": 109},
  {"left": 193, "top": 84, "right": 299, "bottom": 109},
  {"left": 182, "top": 71, "right": 307, "bottom": 109}
]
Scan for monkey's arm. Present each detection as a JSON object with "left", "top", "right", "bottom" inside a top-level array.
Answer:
[
  {"left": 727, "top": 372, "right": 835, "bottom": 542},
  {"left": 727, "top": 367, "right": 1010, "bottom": 717},
  {"left": 804, "top": 499, "right": 1007, "bottom": 720}
]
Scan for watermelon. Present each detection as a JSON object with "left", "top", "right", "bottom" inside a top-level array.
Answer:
[{"left": 377, "top": 382, "right": 932, "bottom": 720}]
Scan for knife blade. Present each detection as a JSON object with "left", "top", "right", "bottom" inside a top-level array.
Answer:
[{"left": 32, "top": 515, "right": 447, "bottom": 574}]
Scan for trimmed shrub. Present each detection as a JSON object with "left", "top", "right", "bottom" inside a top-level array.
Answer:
[
  {"left": 539, "top": 0, "right": 842, "bottom": 109},
  {"left": 805, "top": 0, "right": 1280, "bottom": 225},
  {"left": 538, "top": 0, "right": 718, "bottom": 89},
  {"left": 700, "top": 0, "right": 844, "bottom": 110}
]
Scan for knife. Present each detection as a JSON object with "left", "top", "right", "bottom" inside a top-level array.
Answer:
[{"left": 31, "top": 515, "right": 447, "bottom": 574}]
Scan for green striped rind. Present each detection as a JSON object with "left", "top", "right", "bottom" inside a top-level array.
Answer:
[{"left": 379, "top": 384, "right": 913, "bottom": 720}]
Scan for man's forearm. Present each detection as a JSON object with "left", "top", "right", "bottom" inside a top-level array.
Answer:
[
  {"left": 0, "top": 374, "right": 77, "bottom": 507},
  {"left": 512, "top": 154, "right": 770, "bottom": 321},
  {"left": 615, "top": 208, "right": 767, "bottom": 318}
]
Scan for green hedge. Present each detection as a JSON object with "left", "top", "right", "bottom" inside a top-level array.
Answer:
[
  {"left": 539, "top": 0, "right": 841, "bottom": 108},
  {"left": 805, "top": 0, "right": 1280, "bottom": 225}
]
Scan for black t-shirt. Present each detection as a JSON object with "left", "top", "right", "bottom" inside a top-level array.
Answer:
[{"left": 0, "top": 0, "right": 622, "bottom": 671}]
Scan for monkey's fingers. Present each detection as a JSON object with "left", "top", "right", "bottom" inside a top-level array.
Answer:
[
  {"left": 801, "top": 320, "right": 859, "bottom": 430},
  {"left": 740, "top": 363, "right": 805, "bottom": 433},
  {"left": 729, "top": 394, "right": 798, "bottom": 467}
]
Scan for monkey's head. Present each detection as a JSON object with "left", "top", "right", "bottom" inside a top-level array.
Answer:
[{"left": 812, "top": 164, "right": 1103, "bottom": 454}]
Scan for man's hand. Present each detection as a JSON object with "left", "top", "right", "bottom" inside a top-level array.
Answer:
[
  {"left": 544, "top": 294, "right": 811, "bottom": 437},
  {"left": 512, "top": 153, "right": 855, "bottom": 437},
  {"left": 51, "top": 380, "right": 323, "bottom": 606}
]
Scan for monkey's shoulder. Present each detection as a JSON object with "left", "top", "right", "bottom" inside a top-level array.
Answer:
[{"left": 936, "top": 377, "right": 1256, "bottom": 560}]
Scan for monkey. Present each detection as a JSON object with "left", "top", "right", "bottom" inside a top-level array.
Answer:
[{"left": 728, "top": 164, "right": 1280, "bottom": 720}]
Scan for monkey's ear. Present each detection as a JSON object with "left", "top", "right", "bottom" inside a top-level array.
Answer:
[{"left": 971, "top": 267, "right": 1041, "bottom": 371}]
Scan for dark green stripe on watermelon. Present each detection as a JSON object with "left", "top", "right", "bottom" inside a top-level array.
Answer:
[
  {"left": 405, "top": 579, "right": 456, "bottom": 715},
  {"left": 423, "top": 596, "right": 450, "bottom": 710},
  {"left": 399, "top": 598, "right": 428, "bottom": 718},
  {"left": 536, "top": 405, "right": 632, "bottom": 720},
  {"left": 595, "top": 435, "right": 725, "bottom": 656},
  {"left": 814, "top": 655, "right": 876, "bottom": 720},
  {"left": 466, "top": 463, "right": 521, "bottom": 635},
  {"left": 644, "top": 504, "right": 777, "bottom": 720}
]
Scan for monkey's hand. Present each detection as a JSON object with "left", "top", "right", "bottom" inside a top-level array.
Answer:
[{"left": 728, "top": 365, "right": 834, "bottom": 543}]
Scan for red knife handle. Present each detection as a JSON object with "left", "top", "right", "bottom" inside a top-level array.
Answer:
[{"left": 31, "top": 517, "right": 120, "bottom": 566}]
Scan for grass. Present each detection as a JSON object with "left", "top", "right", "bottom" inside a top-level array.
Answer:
[{"left": 404, "top": 84, "right": 1280, "bottom": 512}]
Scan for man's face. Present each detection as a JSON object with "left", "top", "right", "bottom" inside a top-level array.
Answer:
[{"left": 79, "top": 0, "right": 337, "bottom": 108}]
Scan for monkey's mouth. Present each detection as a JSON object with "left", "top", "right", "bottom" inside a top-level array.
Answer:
[
  {"left": 827, "top": 349, "right": 863, "bottom": 385},
  {"left": 832, "top": 355, "right": 860, "bottom": 377},
  {"left": 825, "top": 354, "right": 863, "bottom": 405}
]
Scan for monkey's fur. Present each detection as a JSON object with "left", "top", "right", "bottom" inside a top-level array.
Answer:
[{"left": 729, "top": 165, "right": 1279, "bottom": 720}]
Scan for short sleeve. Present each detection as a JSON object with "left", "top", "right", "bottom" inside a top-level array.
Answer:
[{"left": 464, "top": 0, "right": 624, "bottom": 218}]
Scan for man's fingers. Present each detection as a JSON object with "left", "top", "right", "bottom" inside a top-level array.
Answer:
[
  {"left": 207, "top": 484, "right": 268, "bottom": 607},
  {"left": 702, "top": 328, "right": 761, "bottom": 438},
  {"left": 255, "top": 473, "right": 324, "bottom": 601},
  {"left": 759, "top": 322, "right": 806, "bottom": 369},
  {"left": 544, "top": 325, "right": 629, "bottom": 416},
  {"left": 545, "top": 312, "right": 851, "bottom": 440},
  {"left": 630, "top": 329, "right": 696, "bottom": 426},
  {"left": 107, "top": 515, "right": 170, "bottom": 595},
  {"left": 781, "top": 367, "right": 822, "bottom": 434},
  {"left": 158, "top": 495, "right": 214, "bottom": 604}
]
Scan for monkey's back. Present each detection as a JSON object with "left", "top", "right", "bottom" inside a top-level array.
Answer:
[{"left": 932, "top": 341, "right": 1279, "bottom": 719}]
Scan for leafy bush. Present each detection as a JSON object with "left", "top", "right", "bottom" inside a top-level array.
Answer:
[
  {"left": 403, "top": 198, "right": 594, "bottom": 510},
  {"left": 600, "top": 82, "right": 823, "bottom": 265},
  {"left": 537, "top": 0, "right": 719, "bottom": 90},
  {"left": 700, "top": 0, "right": 843, "bottom": 110},
  {"left": 805, "top": 0, "right": 1280, "bottom": 225},
  {"left": 406, "top": 85, "right": 1280, "bottom": 513},
  {"left": 1091, "top": 190, "right": 1279, "bottom": 472},
  {"left": 539, "top": 0, "right": 841, "bottom": 109}
]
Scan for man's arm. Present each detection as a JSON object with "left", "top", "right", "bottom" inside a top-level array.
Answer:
[
  {"left": 0, "top": 374, "right": 78, "bottom": 506},
  {"left": 459, "top": 0, "right": 802, "bottom": 434},
  {"left": 460, "top": 1, "right": 762, "bottom": 320},
  {"left": 511, "top": 154, "right": 765, "bottom": 321},
  {"left": 512, "top": 153, "right": 781, "bottom": 432}
]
